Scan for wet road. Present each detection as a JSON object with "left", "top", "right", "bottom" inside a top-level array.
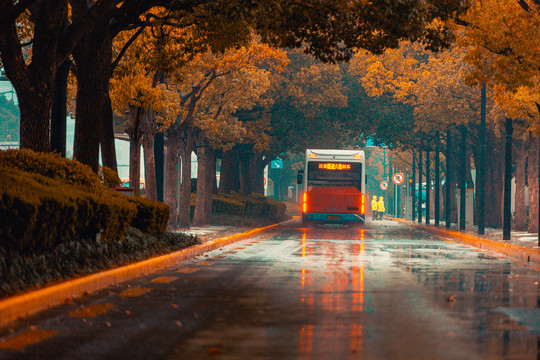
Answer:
[{"left": 1, "top": 220, "right": 539, "bottom": 359}]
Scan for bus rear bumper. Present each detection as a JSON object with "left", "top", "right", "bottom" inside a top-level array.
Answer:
[{"left": 303, "top": 213, "right": 365, "bottom": 223}]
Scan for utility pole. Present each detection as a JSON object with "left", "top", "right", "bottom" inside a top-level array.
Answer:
[
  {"left": 412, "top": 152, "right": 417, "bottom": 221},
  {"left": 446, "top": 130, "right": 452, "bottom": 229},
  {"left": 418, "top": 149, "right": 423, "bottom": 223},
  {"left": 389, "top": 160, "right": 393, "bottom": 215},
  {"left": 426, "top": 148, "right": 430, "bottom": 225},
  {"left": 435, "top": 132, "right": 440, "bottom": 227},
  {"left": 478, "top": 83, "right": 486, "bottom": 235},
  {"left": 503, "top": 118, "right": 513, "bottom": 240},
  {"left": 459, "top": 125, "right": 467, "bottom": 231}
]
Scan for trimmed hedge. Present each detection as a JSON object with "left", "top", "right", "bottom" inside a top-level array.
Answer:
[
  {"left": 0, "top": 149, "right": 172, "bottom": 252},
  {"left": 0, "top": 169, "right": 76, "bottom": 251},
  {"left": 191, "top": 192, "right": 286, "bottom": 220},
  {"left": 127, "top": 196, "right": 170, "bottom": 236},
  {"left": 212, "top": 193, "right": 245, "bottom": 216},
  {"left": 0, "top": 149, "right": 104, "bottom": 190},
  {"left": 0, "top": 167, "right": 137, "bottom": 251}
]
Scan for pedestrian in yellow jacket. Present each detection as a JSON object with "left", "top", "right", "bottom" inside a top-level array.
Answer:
[
  {"left": 378, "top": 196, "right": 385, "bottom": 220},
  {"left": 371, "top": 195, "right": 378, "bottom": 220}
]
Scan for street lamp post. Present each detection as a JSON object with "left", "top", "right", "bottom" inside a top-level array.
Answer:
[
  {"left": 478, "top": 84, "right": 486, "bottom": 235},
  {"left": 412, "top": 152, "right": 416, "bottom": 221},
  {"left": 503, "top": 118, "right": 513, "bottom": 240},
  {"left": 459, "top": 125, "right": 467, "bottom": 231},
  {"left": 435, "top": 132, "right": 440, "bottom": 227},
  {"left": 418, "top": 149, "right": 423, "bottom": 223},
  {"left": 446, "top": 130, "right": 452, "bottom": 229},
  {"left": 426, "top": 147, "right": 430, "bottom": 225}
]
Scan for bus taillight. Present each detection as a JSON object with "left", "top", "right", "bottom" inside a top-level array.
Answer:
[
  {"left": 302, "top": 192, "right": 308, "bottom": 213},
  {"left": 359, "top": 193, "right": 365, "bottom": 214}
]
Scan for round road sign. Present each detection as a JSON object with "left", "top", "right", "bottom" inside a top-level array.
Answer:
[
  {"left": 392, "top": 173, "right": 404, "bottom": 185},
  {"left": 380, "top": 181, "right": 388, "bottom": 191}
]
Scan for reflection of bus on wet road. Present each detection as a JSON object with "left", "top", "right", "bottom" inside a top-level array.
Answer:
[{"left": 297, "top": 149, "right": 366, "bottom": 225}]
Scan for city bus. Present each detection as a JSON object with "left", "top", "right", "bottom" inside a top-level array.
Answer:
[{"left": 297, "top": 149, "right": 366, "bottom": 225}]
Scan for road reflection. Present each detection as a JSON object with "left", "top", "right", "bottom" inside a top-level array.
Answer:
[
  {"left": 297, "top": 227, "right": 366, "bottom": 359},
  {"left": 290, "top": 223, "right": 539, "bottom": 359}
]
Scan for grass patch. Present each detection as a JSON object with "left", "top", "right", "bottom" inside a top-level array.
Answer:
[{"left": 0, "top": 227, "right": 199, "bottom": 298}]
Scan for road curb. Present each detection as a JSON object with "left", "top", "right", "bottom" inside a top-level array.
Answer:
[
  {"left": 403, "top": 220, "right": 540, "bottom": 265},
  {"left": 0, "top": 219, "right": 294, "bottom": 328}
]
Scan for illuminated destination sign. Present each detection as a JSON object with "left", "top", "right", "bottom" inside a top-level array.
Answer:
[{"left": 318, "top": 163, "right": 351, "bottom": 171}]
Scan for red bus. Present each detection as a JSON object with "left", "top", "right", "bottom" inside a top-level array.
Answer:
[{"left": 298, "top": 149, "right": 366, "bottom": 225}]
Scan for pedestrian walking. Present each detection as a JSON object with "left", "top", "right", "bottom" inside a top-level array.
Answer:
[
  {"left": 371, "top": 195, "right": 378, "bottom": 220},
  {"left": 378, "top": 196, "right": 385, "bottom": 220}
]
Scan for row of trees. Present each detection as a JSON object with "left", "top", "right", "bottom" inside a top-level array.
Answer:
[
  {"left": 0, "top": 0, "right": 467, "bottom": 228},
  {"left": 349, "top": 0, "right": 540, "bottom": 236}
]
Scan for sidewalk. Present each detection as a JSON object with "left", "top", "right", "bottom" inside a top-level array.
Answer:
[
  {"left": 401, "top": 218, "right": 540, "bottom": 265},
  {"left": 174, "top": 225, "right": 248, "bottom": 242}
]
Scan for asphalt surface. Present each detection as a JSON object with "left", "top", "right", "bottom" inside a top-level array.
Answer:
[{"left": 1, "top": 219, "right": 539, "bottom": 359}]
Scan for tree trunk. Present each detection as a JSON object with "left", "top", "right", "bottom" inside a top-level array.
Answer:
[
  {"left": 219, "top": 147, "right": 240, "bottom": 193},
  {"left": 142, "top": 109, "right": 157, "bottom": 201},
  {"left": 448, "top": 131, "right": 459, "bottom": 224},
  {"left": 485, "top": 130, "right": 504, "bottom": 228},
  {"left": 100, "top": 82, "right": 117, "bottom": 172},
  {"left": 127, "top": 106, "right": 143, "bottom": 195},
  {"left": 17, "top": 86, "right": 53, "bottom": 153},
  {"left": 178, "top": 129, "right": 194, "bottom": 228},
  {"left": 514, "top": 139, "right": 527, "bottom": 231},
  {"left": 528, "top": 136, "right": 539, "bottom": 233},
  {"left": 239, "top": 145, "right": 255, "bottom": 195},
  {"left": 205, "top": 149, "right": 215, "bottom": 217},
  {"left": 165, "top": 127, "right": 180, "bottom": 228},
  {"left": 51, "top": 59, "right": 71, "bottom": 157},
  {"left": 73, "top": 30, "right": 110, "bottom": 172},
  {"left": 193, "top": 142, "right": 213, "bottom": 226},
  {"left": 0, "top": 3, "right": 67, "bottom": 153},
  {"left": 99, "top": 33, "right": 117, "bottom": 172}
]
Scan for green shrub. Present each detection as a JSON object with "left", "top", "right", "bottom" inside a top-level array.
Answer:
[
  {"left": 0, "top": 149, "right": 103, "bottom": 190},
  {"left": 94, "top": 191, "right": 137, "bottom": 243},
  {"left": 127, "top": 196, "right": 170, "bottom": 235},
  {"left": 0, "top": 167, "right": 136, "bottom": 251},
  {"left": 0, "top": 169, "right": 78, "bottom": 251},
  {"left": 263, "top": 197, "right": 287, "bottom": 219},
  {"left": 212, "top": 194, "right": 245, "bottom": 216},
  {"left": 207, "top": 192, "right": 286, "bottom": 220}
]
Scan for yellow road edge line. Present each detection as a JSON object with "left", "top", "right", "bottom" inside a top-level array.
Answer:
[
  {"left": 196, "top": 261, "right": 215, "bottom": 266},
  {"left": 151, "top": 276, "right": 179, "bottom": 284},
  {"left": 0, "top": 218, "right": 295, "bottom": 328},
  {"left": 177, "top": 268, "right": 199, "bottom": 273},
  {"left": 0, "top": 329, "right": 58, "bottom": 350},
  {"left": 69, "top": 303, "right": 114, "bottom": 318},
  {"left": 118, "top": 287, "right": 151, "bottom": 297}
]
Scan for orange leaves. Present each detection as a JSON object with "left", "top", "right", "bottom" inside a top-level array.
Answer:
[
  {"left": 458, "top": 0, "right": 540, "bottom": 130},
  {"left": 349, "top": 41, "right": 503, "bottom": 132},
  {"left": 288, "top": 63, "right": 347, "bottom": 109},
  {"left": 171, "top": 36, "right": 288, "bottom": 150}
]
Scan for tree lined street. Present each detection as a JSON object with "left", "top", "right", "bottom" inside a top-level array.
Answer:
[{"left": 1, "top": 1, "right": 540, "bottom": 358}]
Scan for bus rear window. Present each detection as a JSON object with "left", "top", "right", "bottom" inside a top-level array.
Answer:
[{"left": 307, "top": 162, "right": 362, "bottom": 190}]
